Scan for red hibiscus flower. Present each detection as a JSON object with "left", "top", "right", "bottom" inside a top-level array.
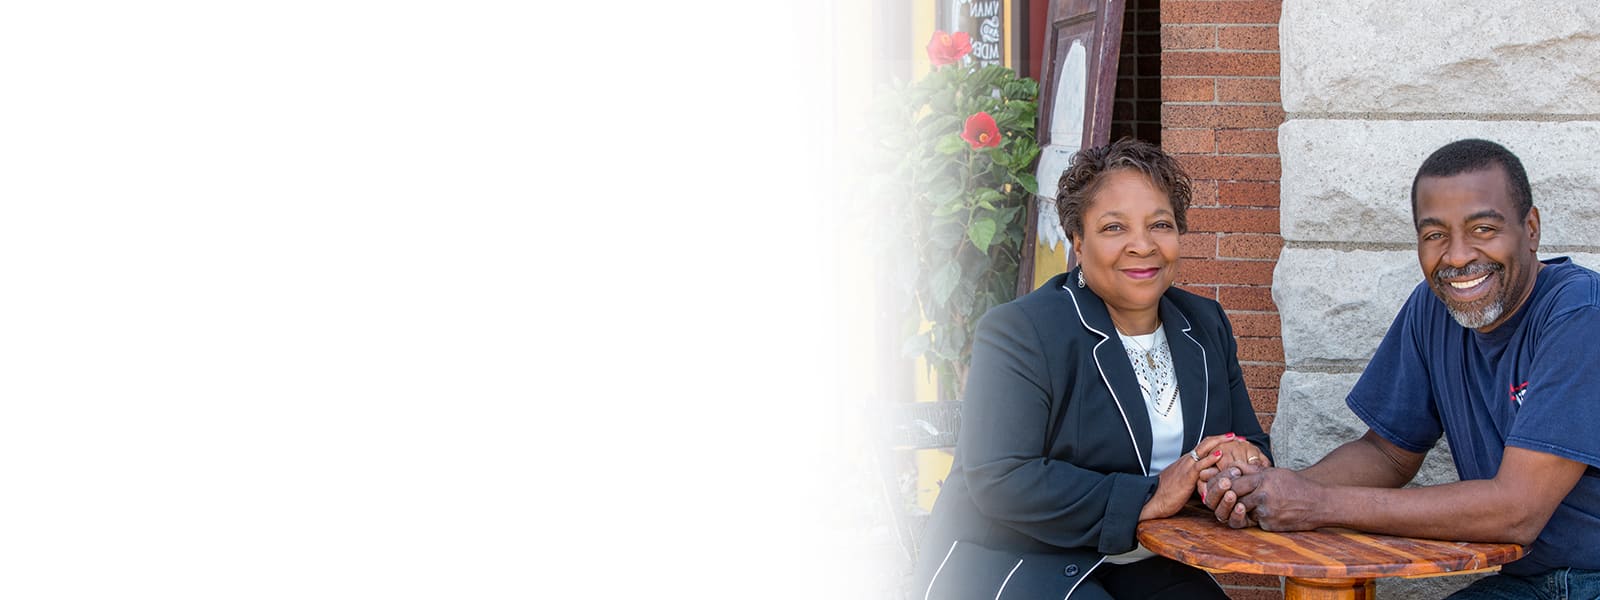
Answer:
[
  {"left": 961, "top": 112, "right": 1001, "bottom": 149},
  {"left": 926, "top": 30, "right": 973, "bottom": 67}
]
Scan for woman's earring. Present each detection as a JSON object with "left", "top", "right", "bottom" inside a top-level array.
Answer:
[{"left": 1077, "top": 269, "right": 1085, "bottom": 288}]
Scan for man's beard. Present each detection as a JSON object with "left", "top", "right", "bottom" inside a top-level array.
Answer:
[{"left": 1429, "top": 262, "right": 1507, "bottom": 329}]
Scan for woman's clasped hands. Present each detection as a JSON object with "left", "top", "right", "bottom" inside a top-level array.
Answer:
[
  {"left": 1140, "top": 433, "right": 1268, "bottom": 521},
  {"left": 1191, "top": 433, "right": 1273, "bottom": 522}
]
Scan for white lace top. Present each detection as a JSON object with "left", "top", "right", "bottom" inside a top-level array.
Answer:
[
  {"left": 1118, "top": 325, "right": 1183, "bottom": 476},
  {"left": 1106, "top": 324, "right": 1183, "bottom": 565}
]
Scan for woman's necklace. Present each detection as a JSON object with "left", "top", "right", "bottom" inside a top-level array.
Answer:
[
  {"left": 1124, "top": 330, "right": 1161, "bottom": 370},
  {"left": 1122, "top": 328, "right": 1179, "bottom": 417}
]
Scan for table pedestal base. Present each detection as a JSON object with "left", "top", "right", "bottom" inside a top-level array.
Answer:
[{"left": 1285, "top": 577, "right": 1375, "bottom": 600}]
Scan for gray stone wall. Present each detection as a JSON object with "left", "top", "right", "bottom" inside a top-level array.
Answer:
[{"left": 1276, "top": 2, "right": 1600, "bottom": 597}]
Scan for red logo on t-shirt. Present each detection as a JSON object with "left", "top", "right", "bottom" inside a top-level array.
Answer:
[{"left": 1510, "top": 381, "right": 1529, "bottom": 406}]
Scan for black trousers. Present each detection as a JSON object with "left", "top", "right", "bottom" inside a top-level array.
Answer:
[{"left": 1072, "top": 556, "right": 1231, "bottom": 600}]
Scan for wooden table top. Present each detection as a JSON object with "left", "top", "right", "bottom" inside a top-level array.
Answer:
[{"left": 1136, "top": 504, "right": 1524, "bottom": 580}]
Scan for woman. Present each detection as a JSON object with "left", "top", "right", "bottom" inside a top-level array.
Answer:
[{"left": 912, "top": 139, "right": 1272, "bottom": 600}]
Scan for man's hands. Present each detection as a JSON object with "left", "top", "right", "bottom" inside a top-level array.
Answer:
[
  {"left": 1197, "top": 430, "right": 1422, "bottom": 532},
  {"left": 1141, "top": 433, "right": 1266, "bottom": 521},
  {"left": 1194, "top": 434, "right": 1270, "bottom": 506},
  {"left": 1194, "top": 431, "right": 1587, "bottom": 542},
  {"left": 1200, "top": 467, "right": 1327, "bottom": 531}
]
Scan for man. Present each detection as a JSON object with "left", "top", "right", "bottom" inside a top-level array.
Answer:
[{"left": 1201, "top": 139, "right": 1600, "bottom": 598}]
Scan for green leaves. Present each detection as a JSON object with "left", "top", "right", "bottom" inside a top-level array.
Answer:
[
  {"left": 967, "top": 65, "right": 1010, "bottom": 94},
  {"left": 930, "top": 261, "right": 962, "bottom": 306},
  {"left": 1016, "top": 173, "right": 1038, "bottom": 195},
  {"left": 1009, "top": 136, "right": 1040, "bottom": 167},
  {"left": 934, "top": 134, "right": 966, "bottom": 155},
  {"left": 870, "top": 60, "right": 1041, "bottom": 401},
  {"left": 971, "top": 187, "right": 1003, "bottom": 209},
  {"left": 931, "top": 202, "right": 964, "bottom": 218},
  {"left": 1002, "top": 77, "right": 1038, "bottom": 102},
  {"left": 967, "top": 217, "right": 997, "bottom": 253}
]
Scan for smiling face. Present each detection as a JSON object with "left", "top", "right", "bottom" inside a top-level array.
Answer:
[
  {"left": 1070, "top": 169, "right": 1180, "bottom": 332},
  {"left": 1414, "top": 166, "right": 1542, "bottom": 332}
]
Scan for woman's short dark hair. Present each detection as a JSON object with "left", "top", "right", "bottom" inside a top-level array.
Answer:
[{"left": 1056, "top": 137, "right": 1193, "bottom": 239}]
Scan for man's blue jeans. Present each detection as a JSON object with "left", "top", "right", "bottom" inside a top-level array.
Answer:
[{"left": 1447, "top": 568, "right": 1600, "bottom": 600}]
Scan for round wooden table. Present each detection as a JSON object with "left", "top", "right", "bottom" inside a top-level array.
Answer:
[{"left": 1137, "top": 504, "right": 1524, "bottom": 599}]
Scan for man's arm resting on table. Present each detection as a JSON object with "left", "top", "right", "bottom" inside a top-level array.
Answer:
[
  {"left": 1202, "top": 430, "right": 1421, "bottom": 520},
  {"left": 1242, "top": 445, "right": 1587, "bottom": 545},
  {"left": 1299, "top": 430, "right": 1426, "bottom": 488}
]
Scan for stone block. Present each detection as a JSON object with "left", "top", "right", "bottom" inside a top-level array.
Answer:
[
  {"left": 1269, "top": 371, "right": 1365, "bottom": 470},
  {"left": 1273, "top": 371, "right": 1458, "bottom": 487},
  {"left": 1561, "top": 253, "right": 1600, "bottom": 271},
  {"left": 1273, "top": 248, "right": 1420, "bottom": 365},
  {"left": 1281, "top": 120, "right": 1600, "bottom": 246},
  {"left": 1375, "top": 572, "right": 1489, "bottom": 600},
  {"left": 1281, "top": 1, "right": 1600, "bottom": 114},
  {"left": 1276, "top": 252, "right": 1600, "bottom": 368}
]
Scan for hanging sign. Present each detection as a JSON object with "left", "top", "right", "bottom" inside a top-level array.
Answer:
[{"left": 939, "top": 0, "right": 1006, "bottom": 68}]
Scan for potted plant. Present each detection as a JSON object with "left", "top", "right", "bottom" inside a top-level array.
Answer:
[{"left": 874, "top": 31, "right": 1041, "bottom": 401}]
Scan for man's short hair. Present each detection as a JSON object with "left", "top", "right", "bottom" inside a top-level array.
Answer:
[{"left": 1410, "top": 139, "right": 1533, "bottom": 222}]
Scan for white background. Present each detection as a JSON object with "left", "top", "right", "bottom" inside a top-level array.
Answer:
[{"left": 0, "top": 1, "right": 862, "bottom": 597}]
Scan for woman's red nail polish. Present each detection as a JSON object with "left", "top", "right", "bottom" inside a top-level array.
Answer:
[
  {"left": 1213, "top": 450, "right": 1222, "bottom": 457},
  {"left": 1225, "top": 432, "right": 1235, "bottom": 438}
]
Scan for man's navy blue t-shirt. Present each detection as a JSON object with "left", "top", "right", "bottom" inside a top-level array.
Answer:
[{"left": 1346, "top": 257, "right": 1600, "bottom": 576}]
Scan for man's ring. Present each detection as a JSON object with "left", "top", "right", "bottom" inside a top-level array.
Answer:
[
  {"left": 1247, "top": 455, "right": 1260, "bottom": 463},
  {"left": 1189, "top": 449, "right": 1201, "bottom": 462}
]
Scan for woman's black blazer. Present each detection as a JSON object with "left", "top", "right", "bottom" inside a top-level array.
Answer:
[{"left": 912, "top": 269, "right": 1271, "bottom": 599}]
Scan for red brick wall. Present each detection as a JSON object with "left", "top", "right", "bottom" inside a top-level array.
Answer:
[{"left": 1159, "top": 2, "right": 1286, "bottom": 597}]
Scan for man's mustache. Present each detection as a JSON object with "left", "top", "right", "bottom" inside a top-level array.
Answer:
[{"left": 1434, "top": 262, "right": 1502, "bottom": 282}]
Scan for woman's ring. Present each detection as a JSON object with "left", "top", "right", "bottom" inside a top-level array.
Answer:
[
  {"left": 1189, "top": 449, "right": 1201, "bottom": 462},
  {"left": 1247, "top": 455, "right": 1260, "bottom": 463}
]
